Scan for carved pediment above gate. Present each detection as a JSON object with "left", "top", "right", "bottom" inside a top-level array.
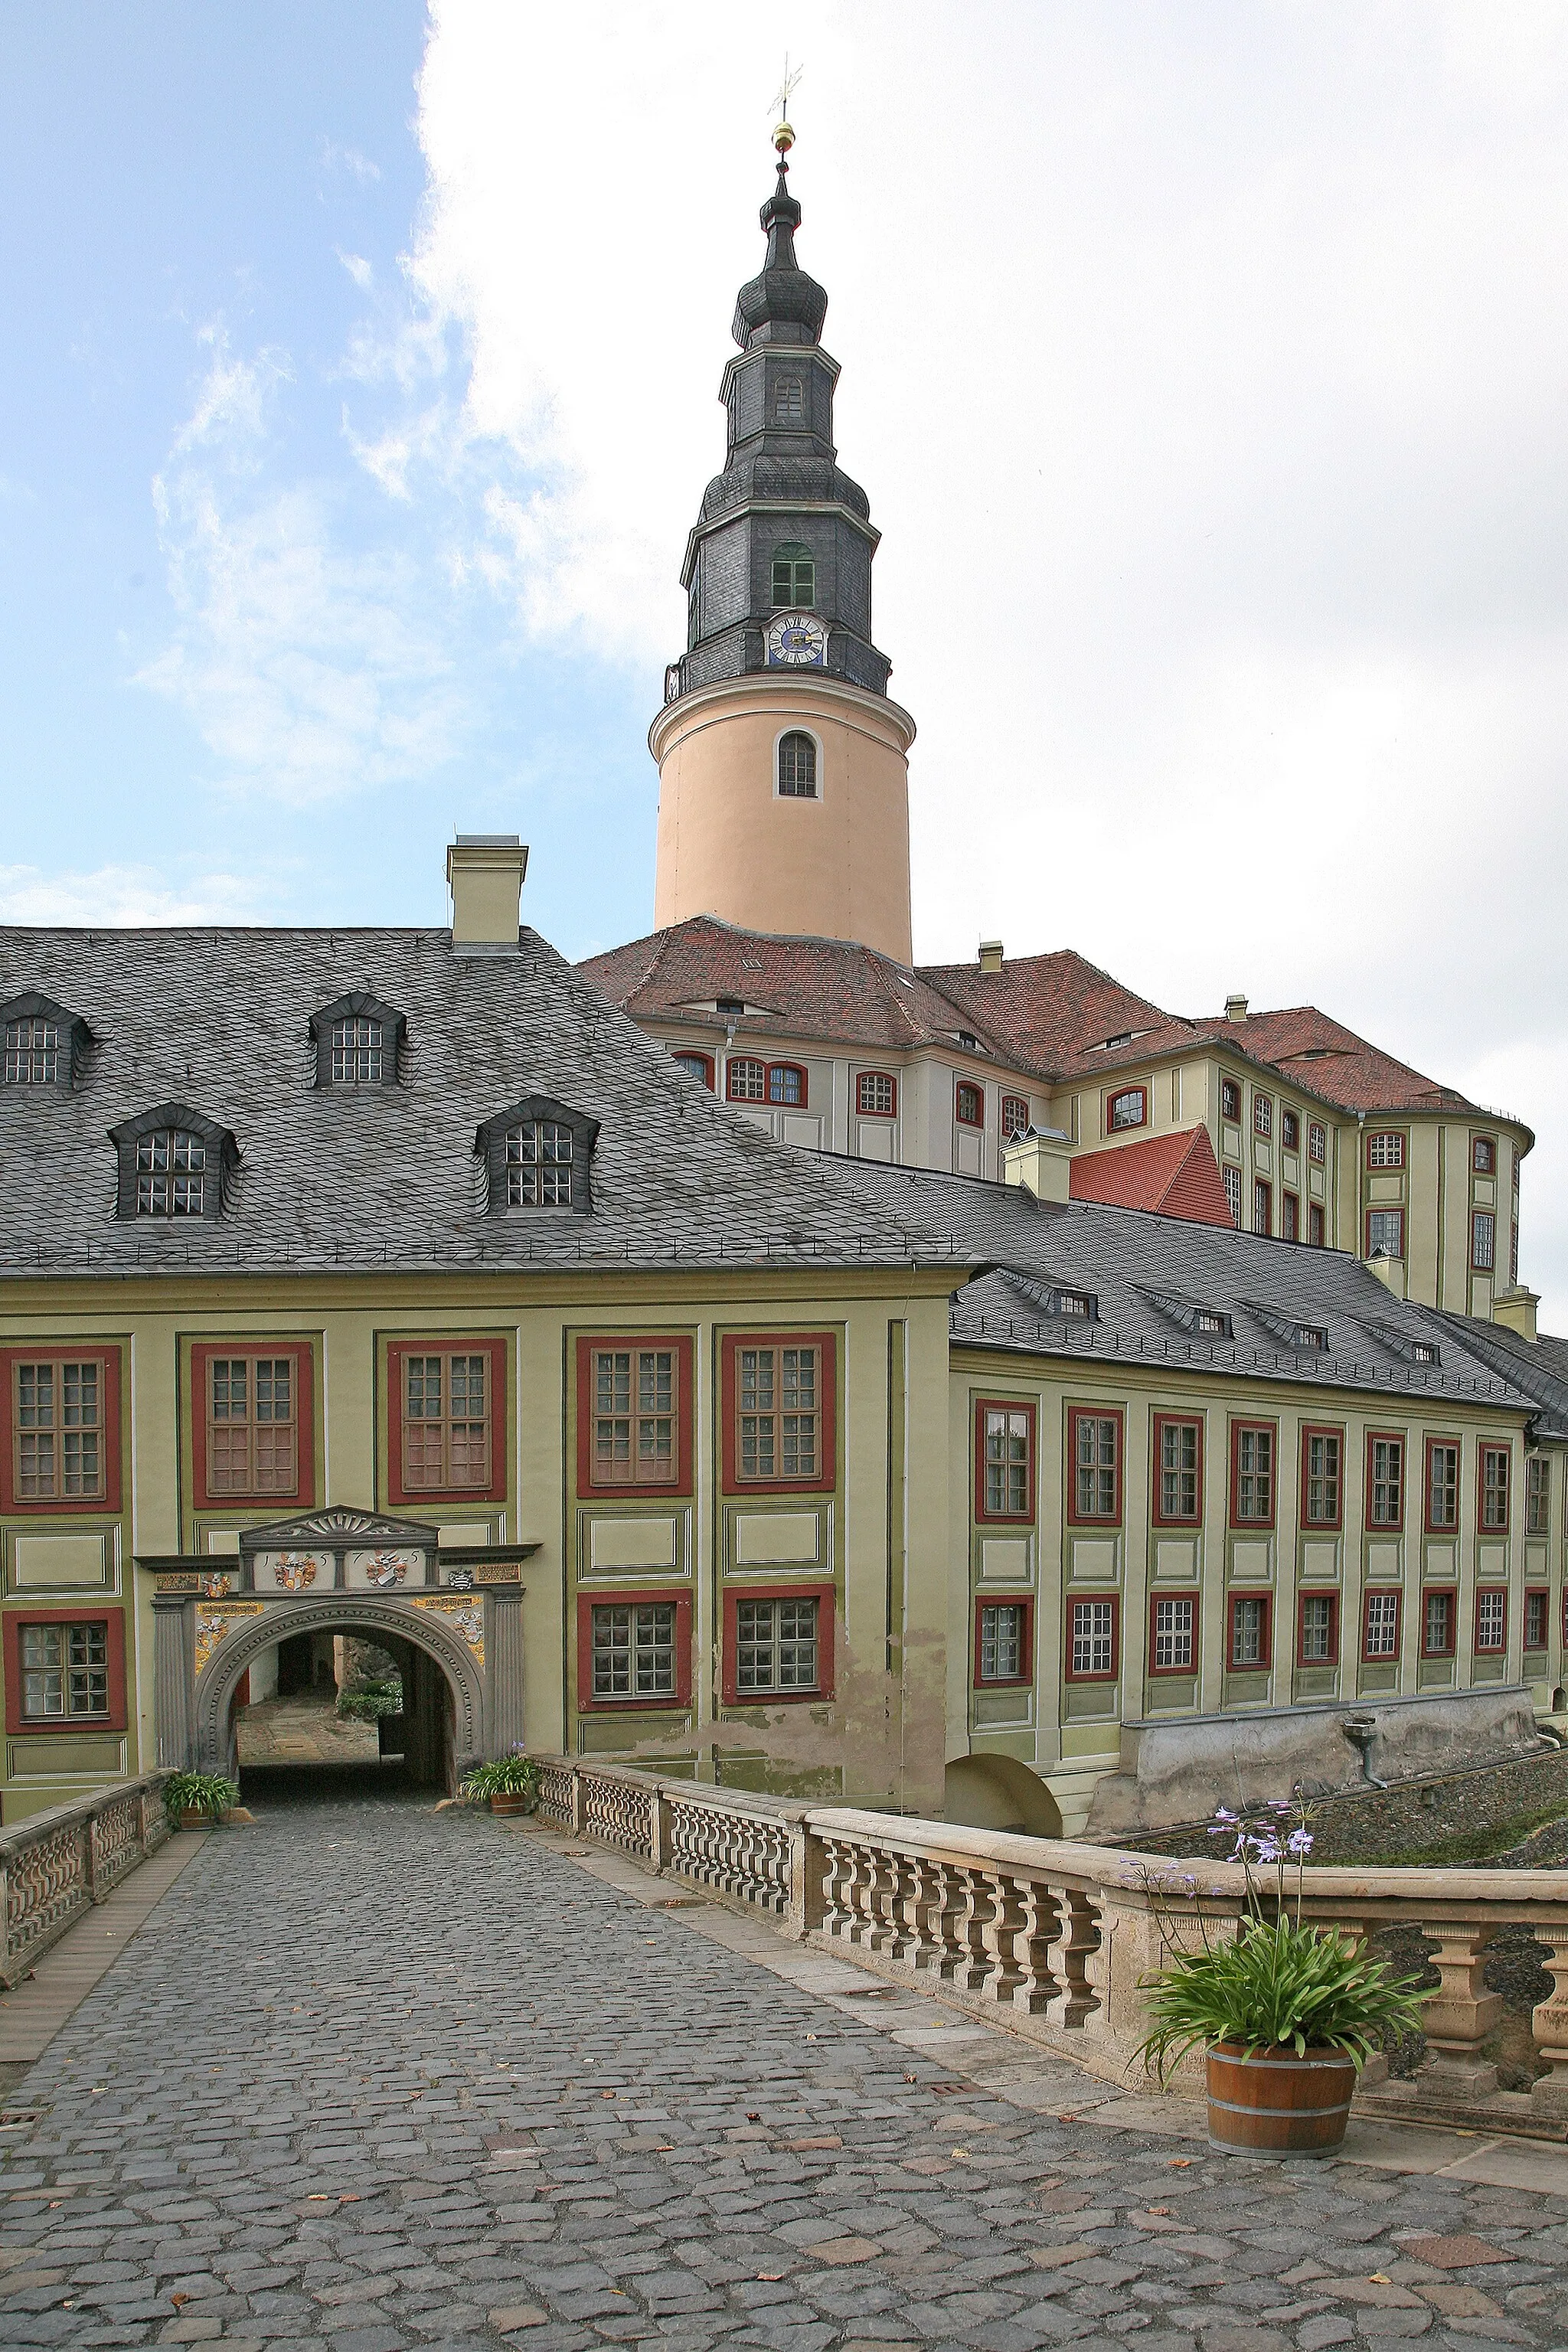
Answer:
[{"left": 238, "top": 1507, "right": 439, "bottom": 1553}]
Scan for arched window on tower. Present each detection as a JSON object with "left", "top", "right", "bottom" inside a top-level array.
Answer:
[
  {"left": 777, "top": 733, "right": 818, "bottom": 799},
  {"left": 770, "top": 543, "right": 815, "bottom": 609}
]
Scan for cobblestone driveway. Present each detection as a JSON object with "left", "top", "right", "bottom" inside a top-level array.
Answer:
[{"left": 0, "top": 1789, "right": 1565, "bottom": 2351}]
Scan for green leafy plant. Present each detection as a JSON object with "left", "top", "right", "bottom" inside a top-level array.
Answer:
[
  {"left": 337, "top": 1678, "right": 402, "bottom": 1722},
  {"left": 459, "top": 1749, "right": 541, "bottom": 1804},
  {"left": 165, "top": 1770, "right": 239, "bottom": 1825},
  {"left": 1136, "top": 1795, "right": 1429, "bottom": 2082}
]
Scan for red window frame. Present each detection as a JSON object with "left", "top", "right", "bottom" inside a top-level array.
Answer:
[
  {"left": 1221, "top": 1078, "right": 1241, "bottom": 1122},
  {"left": 973, "top": 1594, "right": 1034, "bottom": 1688},
  {"left": 1479, "top": 1444, "right": 1511, "bottom": 1534},
  {"left": 1365, "top": 1208, "right": 1405, "bottom": 1260},
  {"left": 1281, "top": 1109, "right": 1299, "bottom": 1152},
  {"left": 1473, "top": 1586, "right": 1508, "bottom": 1656},
  {"left": 1295, "top": 1587, "right": 1340, "bottom": 1668},
  {"left": 1361, "top": 1586, "right": 1403, "bottom": 1663},
  {"left": 385, "top": 1338, "right": 507, "bottom": 1508},
  {"left": 672, "top": 1050, "right": 716, "bottom": 1092},
  {"left": 1106, "top": 1084, "right": 1146, "bottom": 1133},
  {"left": 1366, "top": 1130, "right": 1406, "bottom": 1170},
  {"left": 975, "top": 1397, "right": 1037, "bottom": 1524},
  {"left": 1365, "top": 1429, "right": 1406, "bottom": 1534},
  {"left": 1300, "top": 1423, "right": 1344, "bottom": 1530},
  {"left": 1308, "top": 1120, "right": 1326, "bottom": 1165},
  {"left": 0, "top": 1346, "right": 123, "bottom": 1516},
  {"left": 1424, "top": 1436, "right": 1460, "bottom": 1533},
  {"left": 191, "top": 1341, "right": 315, "bottom": 1511},
  {"left": 726, "top": 1057, "right": 766, "bottom": 1103},
  {"left": 1253, "top": 1178, "right": 1272, "bottom": 1236},
  {"left": 576, "top": 1588, "right": 693, "bottom": 1712},
  {"left": 1223, "top": 1165, "right": 1242, "bottom": 1229},
  {"left": 1229, "top": 1419, "right": 1278, "bottom": 1530},
  {"left": 1471, "top": 1210, "right": 1496, "bottom": 1271},
  {"left": 720, "top": 1582, "right": 835, "bottom": 1706},
  {"left": 574, "top": 1335, "right": 695, "bottom": 1499},
  {"left": 1147, "top": 1589, "right": 1197, "bottom": 1676},
  {"left": 1472, "top": 1134, "right": 1496, "bottom": 1175},
  {"left": 955, "top": 1080, "right": 984, "bottom": 1129},
  {"left": 1253, "top": 1093, "right": 1272, "bottom": 1138},
  {"left": 1527, "top": 1455, "right": 1551, "bottom": 1536},
  {"left": 1308, "top": 1202, "right": 1325, "bottom": 1246},
  {"left": 855, "top": 1070, "right": 897, "bottom": 1119},
  {"left": 1227, "top": 1590, "right": 1272, "bottom": 1672},
  {"left": 766, "top": 1061, "right": 808, "bottom": 1108},
  {"left": 1280, "top": 1191, "right": 1299, "bottom": 1243},
  {"left": 1151, "top": 1413, "right": 1204, "bottom": 1527},
  {"left": 720, "top": 1331, "right": 837, "bottom": 1496},
  {"left": 3, "top": 1607, "right": 128, "bottom": 1736},
  {"left": 1420, "top": 1586, "right": 1457, "bottom": 1659},
  {"left": 1066, "top": 1405, "right": 1124, "bottom": 1527},
  {"left": 1000, "top": 1093, "right": 1031, "bottom": 1140},
  {"left": 1525, "top": 1586, "right": 1550, "bottom": 1652},
  {"left": 1063, "top": 1591, "right": 1120, "bottom": 1683}
]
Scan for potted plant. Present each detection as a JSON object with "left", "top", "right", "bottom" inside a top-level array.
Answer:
[
  {"left": 1137, "top": 1798, "right": 1428, "bottom": 2158},
  {"left": 165, "top": 1771, "right": 240, "bottom": 1831},
  {"left": 459, "top": 1749, "right": 542, "bottom": 1817}
]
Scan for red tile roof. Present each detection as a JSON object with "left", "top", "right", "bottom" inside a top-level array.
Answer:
[
  {"left": 1184, "top": 1006, "right": 1478, "bottom": 1117},
  {"left": 919, "top": 949, "right": 1188, "bottom": 1083},
  {"left": 1068, "top": 1125, "right": 1235, "bottom": 1227}
]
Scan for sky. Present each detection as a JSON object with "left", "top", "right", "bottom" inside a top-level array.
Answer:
[{"left": 4, "top": 2, "right": 1568, "bottom": 1313}]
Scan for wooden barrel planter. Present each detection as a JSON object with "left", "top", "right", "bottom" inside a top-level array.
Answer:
[
  {"left": 179, "top": 1808, "right": 220, "bottom": 1830},
  {"left": 489, "top": 1792, "right": 537, "bottom": 1818},
  {"left": 1205, "top": 2043, "right": 1357, "bottom": 2157}
]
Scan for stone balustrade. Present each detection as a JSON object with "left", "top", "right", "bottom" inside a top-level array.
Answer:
[
  {"left": 530, "top": 1759, "right": 1568, "bottom": 2124},
  {"left": 0, "top": 1773, "right": 173, "bottom": 1988}
]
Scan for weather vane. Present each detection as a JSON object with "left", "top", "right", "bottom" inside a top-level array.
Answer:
[{"left": 769, "top": 54, "right": 803, "bottom": 158}]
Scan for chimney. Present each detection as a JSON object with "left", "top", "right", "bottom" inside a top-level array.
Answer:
[
  {"left": 446, "top": 835, "right": 528, "bottom": 953},
  {"left": 1493, "top": 1285, "right": 1540, "bottom": 1343},
  {"left": 1224, "top": 991, "right": 1249, "bottom": 1024},
  {"left": 1364, "top": 1247, "right": 1407, "bottom": 1301},
  {"left": 978, "top": 939, "right": 1004, "bottom": 975},
  {"left": 1003, "top": 1126, "right": 1073, "bottom": 1205}
]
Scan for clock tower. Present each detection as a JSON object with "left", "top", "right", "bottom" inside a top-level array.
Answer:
[{"left": 651, "top": 128, "right": 915, "bottom": 965}]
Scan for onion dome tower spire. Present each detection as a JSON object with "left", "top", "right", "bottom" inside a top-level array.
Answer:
[{"left": 650, "top": 114, "right": 915, "bottom": 965}]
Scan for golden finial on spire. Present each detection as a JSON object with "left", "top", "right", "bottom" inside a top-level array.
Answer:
[{"left": 769, "top": 54, "right": 803, "bottom": 158}]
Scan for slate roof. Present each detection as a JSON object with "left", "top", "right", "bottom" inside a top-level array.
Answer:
[
  {"left": 1068, "top": 1126, "right": 1233, "bottom": 1227},
  {"left": 1426, "top": 1312, "right": 1568, "bottom": 1442},
  {"left": 0, "top": 926, "right": 965, "bottom": 1279},
  {"left": 829, "top": 1158, "right": 1536, "bottom": 1413}
]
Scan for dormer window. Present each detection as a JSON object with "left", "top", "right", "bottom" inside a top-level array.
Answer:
[
  {"left": 1292, "top": 1324, "right": 1328, "bottom": 1351},
  {"left": 309, "top": 992, "right": 405, "bottom": 1089},
  {"left": 1053, "top": 1290, "right": 1096, "bottom": 1320},
  {"left": 475, "top": 1096, "right": 599, "bottom": 1217},
  {"left": 109, "top": 1103, "right": 237, "bottom": 1223},
  {"left": 1195, "top": 1310, "right": 1228, "bottom": 1336},
  {"left": 0, "top": 991, "right": 90, "bottom": 1090}
]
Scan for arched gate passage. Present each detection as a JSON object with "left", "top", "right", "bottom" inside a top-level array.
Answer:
[{"left": 137, "top": 1507, "right": 531, "bottom": 1787}]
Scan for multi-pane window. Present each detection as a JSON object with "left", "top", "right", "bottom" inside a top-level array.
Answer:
[
  {"left": 591, "top": 1348, "right": 677, "bottom": 1486},
  {"left": 1152, "top": 1594, "right": 1194, "bottom": 1671},
  {"left": 955, "top": 1081, "right": 983, "bottom": 1127},
  {"left": 1369, "top": 1436, "right": 1404, "bottom": 1529},
  {"left": 736, "top": 1596, "right": 819, "bottom": 1692},
  {"left": 982, "top": 1406, "right": 1032, "bottom": 1518},
  {"left": 767, "top": 1063, "right": 805, "bottom": 1106},
  {"left": 4, "top": 1017, "right": 58, "bottom": 1083},
  {"left": 1472, "top": 1210, "right": 1496, "bottom": 1271},
  {"left": 1426, "top": 1441, "right": 1459, "bottom": 1530},
  {"left": 591, "top": 1602, "right": 675, "bottom": 1700},
  {"left": 1367, "top": 1132, "right": 1405, "bottom": 1169},
  {"left": 1221, "top": 1079, "right": 1241, "bottom": 1122},
  {"left": 1475, "top": 1588, "right": 1507, "bottom": 1654},
  {"left": 1280, "top": 1191, "right": 1298, "bottom": 1242},
  {"left": 727, "top": 1058, "right": 766, "bottom": 1102},
  {"left": 1230, "top": 1594, "right": 1268, "bottom": 1669},
  {"left": 1071, "top": 1412, "right": 1120, "bottom": 1521},
  {"left": 1528, "top": 1455, "right": 1550, "bottom": 1536},
  {"left": 1000, "top": 1093, "right": 1030, "bottom": 1139},
  {"left": 773, "top": 375, "right": 805, "bottom": 420},
  {"left": 1281, "top": 1109, "right": 1299, "bottom": 1151},
  {"left": 207, "top": 1357, "right": 296, "bottom": 1496},
  {"left": 331, "top": 1016, "right": 383, "bottom": 1083},
  {"left": 1423, "top": 1589, "right": 1455, "bottom": 1657},
  {"left": 1109, "top": 1086, "right": 1145, "bottom": 1131},
  {"left": 1253, "top": 1094, "right": 1272, "bottom": 1139},
  {"left": 1253, "top": 1178, "right": 1271, "bottom": 1236},
  {"left": 20, "top": 1622, "right": 108, "bottom": 1719},
  {"left": 1068, "top": 1596, "right": 1116, "bottom": 1679},
  {"left": 402, "top": 1353, "right": 489, "bottom": 1491},
  {"left": 1223, "top": 1165, "right": 1242, "bottom": 1229},
  {"left": 770, "top": 543, "right": 815, "bottom": 607},
  {"left": 674, "top": 1053, "right": 714, "bottom": 1089},
  {"left": 978, "top": 1602, "right": 1027, "bottom": 1683},
  {"left": 1308, "top": 1202, "right": 1325, "bottom": 1246},
  {"left": 505, "top": 1120, "right": 573, "bottom": 1207},
  {"left": 1473, "top": 1135, "right": 1496, "bottom": 1174},
  {"left": 1303, "top": 1429, "right": 1341, "bottom": 1527},
  {"left": 12, "top": 1361, "right": 103, "bottom": 1502},
  {"left": 1308, "top": 1120, "right": 1326, "bottom": 1165},
  {"left": 1481, "top": 1446, "right": 1510, "bottom": 1531},
  {"left": 1158, "top": 1419, "right": 1200, "bottom": 1523},
  {"left": 1299, "top": 1592, "right": 1336, "bottom": 1664},
  {"left": 776, "top": 732, "right": 818, "bottom": 798},
  {"left": 1527, "top": 1589, "right": 1550, "bottom": 1650},
  {"left": 136, "top": 1129, "right": 205, "bottom": 1217},
  {"left": 1364, "top": 1589, "right": 1400, "bottom": 1659},
  {"left": 1233, "top": 1424, "right": 1274, "bottom": 1524},
  {"left": 857, "top": 1071, "right": 896, "bottom": 1117},
  {"left": 737, "top": 1344, "right": 819, "bottom": 1482},
  {"left": 1367, "top": 1209, "right": 1404, "bottom": 1259}
]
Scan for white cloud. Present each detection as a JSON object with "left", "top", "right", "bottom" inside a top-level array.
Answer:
[
  {"left": 0, "top": 863, "right": 261, "bottom": 926},
  {"left": 337, "top": 250, "right": 375, "bottom": 291},
  {"left": 320, "top": 139, "right": 381, "bottom": 186}
]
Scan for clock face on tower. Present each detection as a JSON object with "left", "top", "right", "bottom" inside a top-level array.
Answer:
[{"left": 765, "top": 610, "right": 828, "bottom": 668}]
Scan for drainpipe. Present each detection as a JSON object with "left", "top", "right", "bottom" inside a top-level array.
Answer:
[{"left": 1342, "top": 1711, "right": 1387, "bottom": 1789}]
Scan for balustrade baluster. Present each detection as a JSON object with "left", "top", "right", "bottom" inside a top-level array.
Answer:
[
  {"left": 1011, "top": 1873, "right": 1061, "bottom": 2014},
  {"left": 949, "top": 1867, "right": 995, "bottom": 1991},
  {"left": 1045, "top": 1886, "right": 1101, "bottom": 2027},
  {"left": 1419, "top": 1919, "right": 1501, "bottom": 2093},
  {"left": 976, "top": 1866, "right": 1027, "bottom": 2001},
  {"left": 1530, "top": 1929, "right": 1568, "bottom": 2118}
]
